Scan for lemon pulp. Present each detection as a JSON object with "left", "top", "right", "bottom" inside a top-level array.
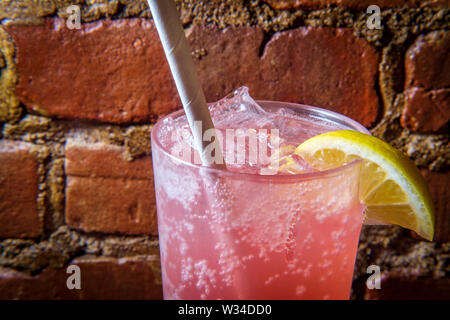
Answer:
[{"left": 293, "top": 130, "right": 434, "bottom": 241}]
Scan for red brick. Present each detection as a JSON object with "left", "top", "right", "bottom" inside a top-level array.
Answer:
[
  {"left": 0, "top": 140, "right": 41, "bottom": 238},
  {"left": 262, "top": 0, "right": 450, "bottom": 10},
  {"left": 8, "top": 19, "right": 380, "bottom": 127},
  {"left": 188, "top": 25, "right": 264, "bottom": 103},
  {"left": 421, "top": 170, "right": 450, "bottom": 242},
  {"left": 261, "top": 27, "right": 380, "bottom": 127},
  {"left": 65, "top": 142, "right": 153, "bottom": 179},
  {"left": 189, "top": 25, "right": 380, "bottom": 127},
  {"left": 365, "top": 271, "right": 450, "bottom": 300},
  {"left": 65, "top": 140, "right": 157, "bottom": 235},
  {"left": 401, "top": 87, "right": 449, "bottom": 132},
  {"left": 0, "top": 256, "right": 162, "bottom": 299},
  {"left": 402, "top": 31, "right": 450, "bottom": 133},
  {"left": 405, "top": 31, "right": 450, "bottom": 91},
  {"left": 6, "top": 18, "right": 179, "bottom": 124}
]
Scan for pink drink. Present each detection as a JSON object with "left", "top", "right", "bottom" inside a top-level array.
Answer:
[{"left": 152, "top": 88, "right": 370, "bottom": 299}]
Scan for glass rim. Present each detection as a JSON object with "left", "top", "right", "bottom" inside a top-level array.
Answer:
[{"left": 151, "top": 100, "right": 371, "bottom": 182}]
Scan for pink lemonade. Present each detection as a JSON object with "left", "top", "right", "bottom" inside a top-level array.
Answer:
[{"left": 151, "top": 88, "right": 370, "bottom": 299}]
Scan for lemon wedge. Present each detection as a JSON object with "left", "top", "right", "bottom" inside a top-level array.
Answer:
[{"left": 295, "top": 130, "right": 435, "bottom": 241}]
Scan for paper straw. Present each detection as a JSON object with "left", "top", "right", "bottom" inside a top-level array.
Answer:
[
  {"left": 147, "top": 0, "right": 225, "bottom": 169},
  {"left": 148, "top": 0, "right": 246, "bottom": 299}
]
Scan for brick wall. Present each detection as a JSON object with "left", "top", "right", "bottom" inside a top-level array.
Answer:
[{"left": 0, "top": 0, "right": 448, "bottom": 299}]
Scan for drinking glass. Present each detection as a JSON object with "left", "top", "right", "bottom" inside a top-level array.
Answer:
[{"left": 151, "top": 101, "right": 370, "bottom": 299}]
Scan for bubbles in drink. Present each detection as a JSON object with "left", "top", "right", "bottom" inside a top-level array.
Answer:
[
  {"left": 296, "top": 285, "right": 306, "bottom": 296},
  {"left": 152, "top": 88, "right": 365, "bottom": 299}
]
